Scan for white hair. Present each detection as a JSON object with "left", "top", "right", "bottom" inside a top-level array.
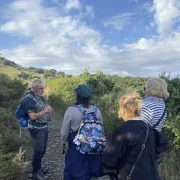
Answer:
[
  {"left": 145, "top": 77, "right": 169, "bottom": 100},
  {"left": 31, "top": 79, "right": 44, "bottom": 88}
]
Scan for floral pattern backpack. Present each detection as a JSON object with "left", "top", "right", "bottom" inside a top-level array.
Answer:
[{"left": 73, "top": 105, "right": 107, "bottom": 154}]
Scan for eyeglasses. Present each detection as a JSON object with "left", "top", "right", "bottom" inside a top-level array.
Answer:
[{"left": 37, "top": 87, "right": 45, "bottom": 90}]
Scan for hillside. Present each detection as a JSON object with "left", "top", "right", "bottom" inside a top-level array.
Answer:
[
  {"left": 0, "top": 56, "right": 19, "bottom": 67},
  {"left": 0, "top": 56, "right": 59, "bottom": 80}
]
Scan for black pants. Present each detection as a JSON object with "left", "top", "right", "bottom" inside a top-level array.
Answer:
[{"left": 29, "top": 127, "right": 48, "bottom": 174}]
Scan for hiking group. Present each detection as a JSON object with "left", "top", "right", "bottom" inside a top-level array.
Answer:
[{"left": 16, "top": 77, "right": 169, "bottom": 180}]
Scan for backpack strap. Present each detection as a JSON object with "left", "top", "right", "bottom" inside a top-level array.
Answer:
[
  {"left": 76, "top": 105, "right": 98, "bottom": 115},
  {"left": 92, "top": 106, "right": 99, "bottom": 120},
  {"left": 93, "top": 106, "right": 98, "bottom": 113},
  {"left": 23, "top": 93, "right": 37, "bottom": 123},
  {"left": 21, "top": 94, "right": 37, "bottom": 107},
  {"left": 127, "top": 122, "right": 149, "bottom": 180},
  {"left": 75, "top": 105, "right": 87, "bottom": 116},
  {"left": 152, "top": 106, "right": 166, "bottom": 128},
  {"left": 26, "top": 94, "right": 37, "bottom": 104}
]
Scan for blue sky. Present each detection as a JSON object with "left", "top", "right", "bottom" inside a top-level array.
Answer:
[{"left": 0, "top": 0, "right": 180, "bottom": 77}]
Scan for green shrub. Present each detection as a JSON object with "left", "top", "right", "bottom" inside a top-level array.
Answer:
[
  {"left": 0, "top": 74, "right": 27, "bottom": 180},
  {"left": 0, "top": 152, "right": 27, "bottom": 180},
  {"left": 48, "top": 93, "right": 69, "bottom": 114},
  {"left": 0, "top": 74, "right": 27, "bottom": 109},
  {"left": 18, "top": 72, "right": 32, "bottom": 80}
]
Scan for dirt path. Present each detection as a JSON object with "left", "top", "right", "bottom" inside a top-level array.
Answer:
[{"left": 41, "top": 112, "right": 64, "bottom": 180}]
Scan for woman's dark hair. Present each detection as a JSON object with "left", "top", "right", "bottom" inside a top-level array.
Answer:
[{"left": 75, "top": 94, "right": 92, "bottom": 108}]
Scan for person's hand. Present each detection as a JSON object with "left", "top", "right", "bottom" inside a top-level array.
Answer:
[
  {"left": 48, "top": 105, "right": 53, "bottom": 112},
  {"left": 118, "top": 174, "right": 126, "bottom": 180},
  {"left": 43, "top": 105, "right": 53, "bottom": 113},
  {"left": 62, "top": 143, "right": 67, "bottom": 154}
]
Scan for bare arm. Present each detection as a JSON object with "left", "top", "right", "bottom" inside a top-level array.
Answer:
[{"left": 28, "top": 105, "right": 53, "bottom": 120}]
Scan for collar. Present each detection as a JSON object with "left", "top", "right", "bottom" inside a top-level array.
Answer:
[
  {"left": 130, "top": 116, "right": 143, "bottom": 121},
  {"left": 145, "top": 96, "right": 164, "bottom": 102}
]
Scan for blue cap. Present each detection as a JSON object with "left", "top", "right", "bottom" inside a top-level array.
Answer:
[{"left": 75, "top": 84, "right": 93, "bottom": 98}]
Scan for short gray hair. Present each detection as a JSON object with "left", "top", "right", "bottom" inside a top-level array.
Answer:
[
  {"left": 145, "top": 77, "right": 169, "bottom": 100},
  {"left": 31, "top": 79, "right": 44, "bottom": 88}
]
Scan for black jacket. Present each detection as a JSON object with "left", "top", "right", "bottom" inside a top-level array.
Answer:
[{"left": 102, "top": 120, "right": 167, "bottom": 180}]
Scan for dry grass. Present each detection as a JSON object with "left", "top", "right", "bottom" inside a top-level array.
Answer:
[{"left": 12, "top": 146, "right": 30, "bottom": 169}]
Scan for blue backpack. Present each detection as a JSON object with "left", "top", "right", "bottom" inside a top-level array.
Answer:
[
  {"left": 73, "top": 105, "right": 107, "bottom": 154},
  {"left": 15, "top": 94, "right": 36, "bottom": 127}
]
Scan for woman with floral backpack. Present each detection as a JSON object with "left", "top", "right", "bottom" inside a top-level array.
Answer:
[{"left": 61, "top": 84, "right": 106, "bottom": 180}]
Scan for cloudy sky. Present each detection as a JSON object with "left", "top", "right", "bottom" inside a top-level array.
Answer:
[{"left": 0, "top": 0, "right": 180, "bottom": 77}]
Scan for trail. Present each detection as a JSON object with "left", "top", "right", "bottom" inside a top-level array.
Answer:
[{"left": 40, "top": 112, "right": 64, "bottom": 180}]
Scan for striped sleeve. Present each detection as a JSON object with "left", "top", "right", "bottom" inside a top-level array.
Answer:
[
  {"left": 141, "top": 105, "right": 153, "bottom": 123},
  {"left": 140, "top": 98, "right": 167, "bottom": 132}
]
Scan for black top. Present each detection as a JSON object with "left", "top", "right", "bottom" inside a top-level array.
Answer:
[{"left": 102, "top": 120, "right": 167, "bottom": 180}]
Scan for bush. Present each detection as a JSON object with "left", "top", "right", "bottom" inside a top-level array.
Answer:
[
  {"left": 18, "top": 72, "right": 32, "bottom": 80},
  {"left": 0, "top": 149, "right": 28, "bottom": 180},
  {"left": 0, "top": 74, "right": 27, "bottom": 108},
  {"left": 48, "top": 93, "right": 68, "bottom": 114},
  {"left": 0, "top": 74, "right": 27, "bottom": 180}
]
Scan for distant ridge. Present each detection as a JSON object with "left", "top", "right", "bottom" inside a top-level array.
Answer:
[{"left": 0, "top": 56, "right": 20, "bottom": 67}]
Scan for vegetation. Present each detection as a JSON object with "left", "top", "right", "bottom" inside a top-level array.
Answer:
[
  {"left": 0, "top": 74, "right": 28, "bottom": 179},
  {"left": 0, "top": 57, "right": 180, "bottom": 179}
]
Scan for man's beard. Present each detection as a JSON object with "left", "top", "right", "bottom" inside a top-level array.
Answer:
[{"left": 39, "top": 93, "right": 44, "bottom": 96}]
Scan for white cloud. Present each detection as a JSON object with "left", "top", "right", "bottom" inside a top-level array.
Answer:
[
  {"left": 0, "top": 0, "right": 106, "bottom": 73},
  {"left": 1, "top": 21, "right": 17, "bottom": 33},
  {"left": 140, "top": 2, "right": 154, "bottom": 13},
  {"left": 0, "top": 0, "right": 180, "bottom": 77},
  {"left": 65, "top": 0, "right": 82, "bottom": 11},
  {"left": 1, "top": 0, "right": 58, "bottom": 37},
  {"left": 84, "top": 5, "right": 95, "bottom": 20},
  {"left": 152, "top": 0, "right": 180, "bottom": 35},
  {"left": 104, "top": 13, "right": 134, "bottom": 31}
]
